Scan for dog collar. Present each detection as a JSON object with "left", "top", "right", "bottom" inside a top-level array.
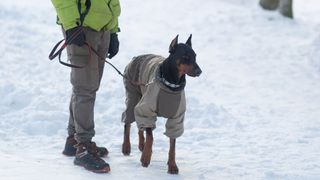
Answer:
[
  {"left": 156, "top": 70, "right": 186, "bottom": 91},
  {"left": 156, "top": 64, "right": 186, "bottom": 91},
  {"left": 158, "top": 76, "right": 181, "bottom": 89}
]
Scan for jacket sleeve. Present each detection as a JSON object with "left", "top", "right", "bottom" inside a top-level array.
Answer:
[
  {"left": 51, "top": 0, "right": 80, "bottom": 30},
  {"left": 134, "top": 98, "right": 157, "bottom": 130},
  {"left": 134, "top": 84, "right": 158, "bottom": 130},
  {"left": 164, "top": 91, "right": 186, "bottom": 138},
  {"left": 165, "top": 114, "right": 185, "bottom": 138},
  {"left": 109, "top": 0, "right": 121, "bottom": 33}
]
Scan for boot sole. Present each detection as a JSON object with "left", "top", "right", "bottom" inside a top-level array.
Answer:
[
  {"left": 74, "top": 159, "right": 111, "bottom": 173},
  {"left": 63, "top": 151, "right": 108, "bottom": 157},
  {"left": 62, "top": 151, "right": 76, "bottom": 157}
]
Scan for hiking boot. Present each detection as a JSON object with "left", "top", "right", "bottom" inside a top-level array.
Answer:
[
  {"left": 74, "top": 142, "right": 111, "bottom": 173},
  {"left": 62, "top": 135, "right": 77, "bottom": 156},
  {"left": 62, "top": 135, "right": 109, "bottom": 157}
]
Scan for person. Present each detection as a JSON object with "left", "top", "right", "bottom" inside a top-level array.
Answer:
[{"left": 51, "top": 0, "right": 121, "bottom": 173}]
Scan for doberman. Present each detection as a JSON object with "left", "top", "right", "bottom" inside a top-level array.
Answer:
[{"left": 121, "top": 35, "right": 202, "bottom": 174}]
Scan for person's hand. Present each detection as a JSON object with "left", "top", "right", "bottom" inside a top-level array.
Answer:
[
  {"left": 65, "top": 27, "right": 86, "bottom": 46},
  {"left": 107, "top": 33, "right": 119, "bottom": 59}
]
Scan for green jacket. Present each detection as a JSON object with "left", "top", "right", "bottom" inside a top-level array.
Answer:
[{"left": 51, "top": 0, "right": 121, "bottom": 33}]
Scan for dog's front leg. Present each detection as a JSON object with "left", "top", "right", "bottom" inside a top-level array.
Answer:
[
  {"left": 167, "top": 138, "right": 179, "bottom": 174},
  {"left": 138, "top": 130, "right": 145, "bottom": 152},
  {"left": 140, "top": 128, "right": 153, "bottom": 167},
  {"left": 122, "top": 124, "right": 131, "bottom": 155}
]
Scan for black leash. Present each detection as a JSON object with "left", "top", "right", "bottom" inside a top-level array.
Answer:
[
  {"left": 88, "top": 44, "right": 148, "bottom": 86},
  {"left": 48, "top": 27, "right": 86, "bottom": 68},
  {"left": 85, "top": 42, "right": 126, "bottom": 79},
  {"left": 48, "top": 28, "right": 147, "bottom": 86}
]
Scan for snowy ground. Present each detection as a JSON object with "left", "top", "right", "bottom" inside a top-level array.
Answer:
[{"left": 0, "top": 0, "right": 320, "bottom": 179}]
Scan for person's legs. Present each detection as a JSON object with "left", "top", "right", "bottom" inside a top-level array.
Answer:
[
  {"left": 63, "top": 28, "right": 111, "bottom": 172},
  {"left": 63, "top": 29, "right": 110, "bottom": 156},
  {"left": 68, "top": 28, "right": 110, "bottom": 143},
  {"left": 66, "top": 27, "right": 100, "bottom": 144}
]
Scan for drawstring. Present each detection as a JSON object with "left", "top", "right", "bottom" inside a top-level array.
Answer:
[{"left": 48, "top": 27, "right": 147, "bottom": 86}]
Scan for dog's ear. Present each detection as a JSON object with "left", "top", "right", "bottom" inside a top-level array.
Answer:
[
  {"left": 169, "top": 35, "right": 179, "bottom": 53},
  {"left": 186, "top": 34, "right": 192, "bottom": 47}
]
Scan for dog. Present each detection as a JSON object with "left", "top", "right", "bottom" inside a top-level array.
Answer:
[{"left": 121, "top": 35, "right": 202, "bottom": 174}]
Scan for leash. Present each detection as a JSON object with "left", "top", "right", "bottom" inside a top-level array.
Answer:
[
  {"left": 48, "top": 27, "right": 147, "bottom": 86},
  {"left": 48, "top": 27, "right": 87, "bottom": 68}
]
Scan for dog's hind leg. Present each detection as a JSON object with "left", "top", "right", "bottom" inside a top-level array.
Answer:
[
  {"left": 167, "top": 138, "right": 179, "bottom": 174},
  {"left": 138, "top": 130, "right": 145, "bottom": 152},
  {"left": 140, "top": 128, "right": 153, "bottom": 167},
  {"left": 122, "top": 124, "right": 131, "bottom": 155}
]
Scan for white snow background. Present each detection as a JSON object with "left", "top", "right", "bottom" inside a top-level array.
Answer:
[{"left": 0, "top": 0, "right": 320, "bottom": 179}]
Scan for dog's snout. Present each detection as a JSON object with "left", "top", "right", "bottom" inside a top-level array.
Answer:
[
  {"left": 195, "top": 67, "right": 202, "bottom": 76},
  {"left": 192, "top": 62, "right": 202, "bottom": 77}
]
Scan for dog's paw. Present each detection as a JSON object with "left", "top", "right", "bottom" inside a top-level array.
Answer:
[
  {"left": 140, "top": 157, "right": 150, "bottom": 167},
  {"left": 167, "top": 162, "right": 179, "bottom": 174},
  {"left": 140, "top": 151, "right": 152, "bottom": 167},
  {"left": 122, "top": 142, "right": 131, "bottom": 156}
]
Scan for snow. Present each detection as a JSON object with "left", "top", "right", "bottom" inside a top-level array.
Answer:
[{"left": 1, "top": 0, "right": 320, "bottom": 179}]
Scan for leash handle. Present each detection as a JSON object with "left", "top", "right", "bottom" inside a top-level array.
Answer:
[
  {"left": 49, "top": 27, "right": 87, "bottom": 68},
  {"left": 48, "top": 39, "right": 65, "bottom": 60}
]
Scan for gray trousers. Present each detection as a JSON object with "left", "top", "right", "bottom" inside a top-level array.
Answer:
[{"left": 65, "top": 27, "right": 110, "bottom": 143}]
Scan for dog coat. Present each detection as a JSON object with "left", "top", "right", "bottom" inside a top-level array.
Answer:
[{"left": 122, "top": 54, "right": 186, "bottom": 138}]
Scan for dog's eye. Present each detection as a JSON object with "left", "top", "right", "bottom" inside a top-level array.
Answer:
[{"left": 180, "top": 56, "right": 193, "bottom": 64}]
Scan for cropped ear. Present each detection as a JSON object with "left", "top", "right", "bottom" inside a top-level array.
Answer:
[
  {"left": 169, "top": 35, "right": 179, "bottom": 53},
  {"left": 186, "top": 34, "right": 192, "bottom": 47}
]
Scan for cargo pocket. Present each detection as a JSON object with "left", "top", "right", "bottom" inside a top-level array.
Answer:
[
  {"left": 68, "top": 44, "right": 99, "bottom": 90},
  {"left": 67, "top": 44, "right": 89, "bottom": 66}
]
